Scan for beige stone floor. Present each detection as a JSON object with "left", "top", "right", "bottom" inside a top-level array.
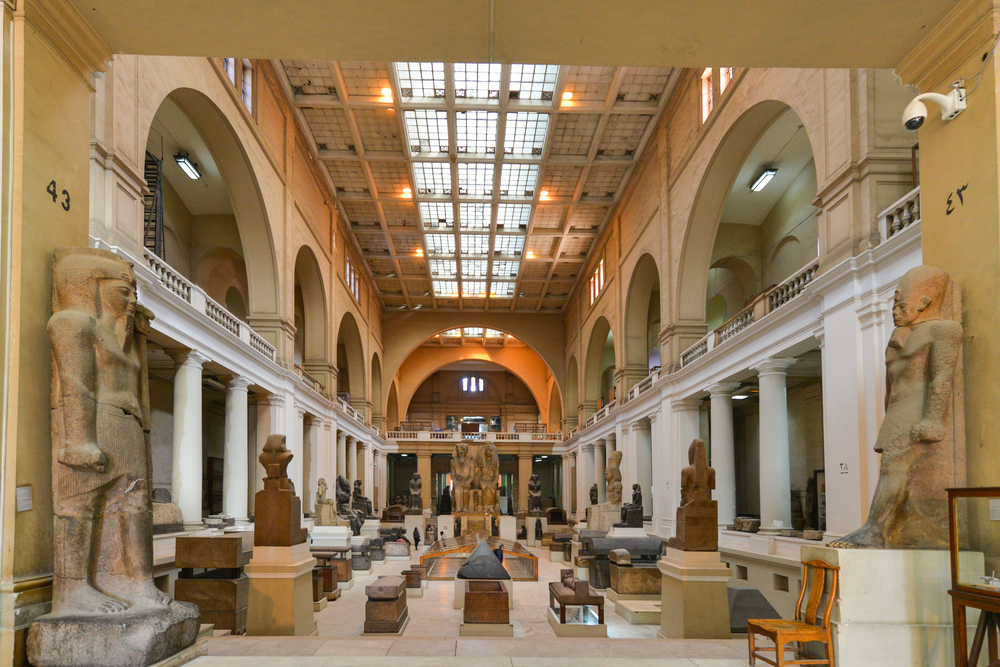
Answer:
[{"left": 197, "top": 544, "right": 756, "bottom": 665}]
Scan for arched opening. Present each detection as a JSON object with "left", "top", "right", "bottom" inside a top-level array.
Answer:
[
  {"left": 548, "top": 382, "right": 563, "bottom": 433},
  {"left": 293, "top": 246, "right": 330, "bottom": 390},
  {"left": 566, "top": 356, "right": 579, "bottom": 426},
  {"left": 584, "top": 316, "right": 616, "bottom": 414},
  {"left": 623, "top": 253, "right": 661, "bottom": 389},
  {"left": 386, "top": 382, "right": 400, "bottom": 430},
  {"left": 336, "top": 312, "right": 366, "bottom": 409},
  {"left": 371, "top": 353, "right": 384, "bottom": 426},
  {"left": 225, "top": 286, "right": 246, "bottom": 321}
]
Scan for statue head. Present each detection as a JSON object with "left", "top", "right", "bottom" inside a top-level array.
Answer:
[
  {"left": 259, "top": 434, "right": 292, "bottom": 488},
  {"left": 893, "top": 265, "right": 950, "bottom": 327},
  {"left": 605, "top": 450, "right": 623, "bottom": 483},
  {"left": 318, "top": 478, "right": 327, "bottom": 491},
  {"left": 633, "top": 483, "right": 641, "bottom": 492},
  {"left": 354, "top": 479, "right": 362, "bottom": 489},
  {"left": 53, "top": 247, "right": 140, "bottom": 348}
]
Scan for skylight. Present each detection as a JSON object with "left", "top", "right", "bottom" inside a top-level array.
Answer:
[
  {"left": 404, "top": 109, "right": 449, "bottom": 153},
  {"left": 462, "top": 281, "right": 487, "bottom": 297},
  {"left": 426, "top": 234, "right": 455, "bottom": 255},
  {"left": 463, "top": 327, "right": 485, "bottom": 337},
  {"left": 429, "top": 259, "right": 457, "bottom": 276},
  {"left": 509, "top": 64, "right": 559, "bottom": 100},
  {"left": 433, "top": 280, "right": 459, "bottom": 296},
  {"left": 493, "top": 234, "right": 525, "bottom": 256},
  {"left": 490, "top": 281, "right": 516, "bottom": 297},
  {"left": 396, "top": 62, "right": 446, "bottom": 98},
  {"left": 413, "top": 162, "right": 451, "bottom": 194},
  {"left": 419, "top": 202, "right": 454, "bottom": 229},
  {"left": 500, "top": 164, "right": 539, "bottom": 197},
  {"left": 462, "top": 259, "right": 488, "bottom": 277},
  {"left": 454, "top": 63, "right": 502, "bottom": 99},
  {"left": 457, "top": 163, "right": 494, "bottom": 197},
  {"left": 459, "top": 203, "right": 491, "bottom": 229},
  {"left": 504, "top": 112, "right": 549, "bottom": 156},
  {"left": 497, "top": 204, "right": 531, "bottom": 229},
  {"left": 492, "top": 260, "right": 520, "bottom": 278},
  {"left": 460, "top": 234, "right": 490, "bottom": 256},
  {"left": 456, "top": 110, "right": 498, "bottom": 154}
]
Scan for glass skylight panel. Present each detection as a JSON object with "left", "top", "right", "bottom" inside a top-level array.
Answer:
[
  {"left": 462, "top": 259, "right": 487, "bottom": 277},
  {"left": 490, "top": 281, "right": 516, "bottom": 298},
  {"left": 496, "top": 203, "right": 531, "bottom": 229},
  {"left": 433, "top": 280, "right": 459, "bottom": 296},
  {"left": 485, "top": 329, "right": 505, "bottom": 337},
  {"left": 457, "top": 163, "right": 494, "bottom": 197},
  {"left": 395, "top": 62, "right": 446, "bottom": 98},
  {"left": 418, "top": 202, "right": 454, "bottom": 229},
  {"left": 504, "top": 112, "right": 549, "bottom": 156},
  {"left": 456, "top": 110, "right": 498, "bottom": 154},
  {"left": 462, "top": 281, "right": 487, "bottom": 297},
  {"left": 499, "top": 164, "right": 539, "bottom": 196},
  {"left": 429, "top": 259, "right": 457, "bottom": 276},
  {"left": 425, "top": 234, "right": 455, "bottom": 255},
  {"left": 463, "top": 327, "right": 485, "bottom": 337},
  {"left": 509, "top": 64, "right": 559, "bottom": 100},
  {"left": 459, "top": 203, "right": 491, "bottom": 229},
  {"left": 454, "top": 63, "right": 502, "bottom": 99},
  {"left": 460, "top": 234, "right": 489, "bottom": 256},
  {"left": 413, "top": 162, "right": 451, "bottom": 195},
  {"left": 441, "top": 328, "right": 461, "bottom": 337},
  {"left": 492, "top": 260, "right": 520, "bottom": 278},
  {"left": 493, "top": 234, "right": 525, "bottom": 256},
  {"left": 404, "top": 110, "right": 449, "bottom": 153}
]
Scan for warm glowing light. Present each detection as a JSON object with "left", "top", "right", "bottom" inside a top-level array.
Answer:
[
  {"left": 540, "top": 190, "right": 549, "bottom": 198},
  {"left": 380, "top": 87, "right": 392, "bottom": 97},
  {"left": 526, "top": 251, "right": 535, "bottom": 259},
  {"left": 402, "top": 187, "right": 412, "bottom": 196},
  {"left": 415, "top": 248, "right": 424, "bottom": 257},
  {"left": 562, "top": 91, "right": 573, "bottom": 101}
]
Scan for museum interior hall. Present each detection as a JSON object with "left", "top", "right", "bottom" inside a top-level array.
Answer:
[{"left": 5, "top": 1, "right": 1000, "bottom": 666}]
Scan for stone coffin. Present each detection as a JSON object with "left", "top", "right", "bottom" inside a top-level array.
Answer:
[
  {"left": 352, "top": 543, "right": 372, "bottom": 571},
  {"left": 369, "top": 537, "right": 385, "bottom": 561},
  {"left": 464, "top": 580, "right": 510, "bottom": 624},
  {"left": 610, "top": 562, "right": 661, "bottom": 599},
  {"left": 587, "top": 502, "right": 622, "bottom": 533},
  {"left": 364, "top": 576, "right": 408, "bottom": 634},
  {"left": 581, "top": 536, "right": 661, "bottom": 589},
  {"left": 384, "top": 541, "right": 411, "bottom": 559}
]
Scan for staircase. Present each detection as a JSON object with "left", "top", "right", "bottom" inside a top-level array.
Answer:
[{"left": 143, "top": 152, "right": 165, "bottom": 257}]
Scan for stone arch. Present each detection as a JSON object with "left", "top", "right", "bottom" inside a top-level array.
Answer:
[
  {"left": 548, "top": 383, "right": 563, "bottom": 433},
  {"left": 584, "top": 316, "right": 616, "bottom": 411},
  {"left": 293, "top": 245, "right": 328, "bottom": 371},
  {"left": 336, "top": 311, "right": 366, "bottom": 404},
  {"left": 371, "top": 352, "right": 384, "bottom": 422},
  {"left": 623, "top": 253, "right": 661, "bottom": 384},
  {"left": 146, "top": 88, "right": 280, "bottom": 319},
  {"left": 767, "top": 235, "right": 804, "bottom": 286},
  {"left": 386, "top": 381, "right": 400, "bottom": 430},
  {"left": 195, "top": 247, "right": 248, "bottom": 318},
  {"left": 566, "top": 356, "right": 579, "bottom": 421}
]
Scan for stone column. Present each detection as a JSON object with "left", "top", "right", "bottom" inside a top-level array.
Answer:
[
  {"left": 170, "top": 350, "right": 209, "bottom": 530},
  {"left": 671, "top": 399, "right": 702, "bottom": 523},
  {"left": 347, "top": 435, "right": 358, "bottom": 484},
  {"left": 417, "top": 452, "right": 432, "bottom": 511},
  {"left": 708, "top": 382, "right": 742, "bottom": 526},
  {"left": 754, "top": 358, "right": 796, "bottom": 530},
  {"left": 631, "top": 419, "right": 653, "bottom": 517},
  {"left": 336, "top": 430, "right": 347, "bottom": 481},
  {"left": 561, "top": 454, "right": 572, "bottom": 510},
  {"left": 648, "top": 409, "right": 668, "bottom": 527},
  {"left": 580, "top": 443, "right": 594, "bottom": 516},
  {"left": 594, "top": 439, "right": 607, "bottom": 502},
  {"left": 293, "top": 406, "right": 306, "bottom": 500},
  {"left": 322, "top": 420, "right": 334, "bottom": 492},
  {"left": 303, "top": 414, "right": 320, "bottom": 515},
  {"left": 252, "top": 393, "right": 286, "bottom": 514},
  {"left": 517, "top": 453, "right": 532, "bottom": 512},
  {"left": 223, "top": 375, "right": 252, "bottom": 525}
]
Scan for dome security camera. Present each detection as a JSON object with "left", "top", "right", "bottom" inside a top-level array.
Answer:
[{"left": 902, "top": 84, "right": 967, "bottom": 130}]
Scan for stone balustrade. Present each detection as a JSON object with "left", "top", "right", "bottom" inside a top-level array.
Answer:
[{"left": 878, "top": 185, "right": 921, "bottom": 243}]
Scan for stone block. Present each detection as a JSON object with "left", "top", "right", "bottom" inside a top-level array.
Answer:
[
  {"left": 401, "top": 570, "right": 421, "bottom": 589},
  {"left": 365, "top": 575, "right": 405, "bottom": 600},
  {"left": 254, "top": 488, "right": 308, "bottom": 547},
  {"left": 174, "top": 576, "right": 249, "bottom": 612},
  {"left": 175, "top": 535, "right": 251, "bottom": 569},
  {"left": 657, "top": 548, "right": 731, "bottom": 639},
  {"left": 364, "top": 595, "right": 408, "bottom": 633},
  {"left": 464, "top": 580, "right": 510, "bottom": 624},
  {"left": 610, "top": 562, "right": 660, "bottom": 596},
  {"left": 384, "top": 541, "right": 411, "bottom": 559},
  {"left": 609, "top": 548, "right": 631, "bottom": 565}
]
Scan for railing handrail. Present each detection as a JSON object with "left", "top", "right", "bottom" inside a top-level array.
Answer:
[
  {"left": 877, "top": 185, "right": 920, "bottom": 243},
  {"left": 383, "top": 429, "right": 566, "bottom": 443}
]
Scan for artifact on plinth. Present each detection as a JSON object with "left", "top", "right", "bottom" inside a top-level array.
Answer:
[
  {"left": 407, "top": 473, "right": 423, "bottom": 514},
  {"left": 528, "top": 473, "right": 544, "bottom": 515},
  {"left": 457, "top": 540, "right": 511, "bottom": 580},
  {"left": 28, "top": 248, "right": 200, "bottom": 667},
  {"left": 364, "top": 576, "right": 409, "bottom": 633},
  {"left": 477, "top": 443, "right": 502, "bottom": 514},
  {"left": 589, "top": 484, "right": 598, "bottom": 506},
  {"left": 451, "top": 441, "right": 501, "bottom": 514},
  {"left": 830, "top": 265, "right": 965, "bottom": 550},
  {"left": 246, "top": 434, "right": 317, "bottom": 636},
  {"left": 451, "top": 443, "right": 476, "bottom": 512},
  {"left": 352, "top": 479, "right": 374, "bottom": 517},
  {"left": 461, "top": 580, "right": 513, "bottom": 636},
  {"left": 587, "top": 451, "right": 623, "bottom": 533},
  {"left": 336, "top": 475, "right": 365, "bottom": 535},
  {"left": 658, "top": 439, "right": 730, "bottom": 639},
  {"left": 615, "top": 484, "right": 644, "bottom": 529},
  {"left": 313, "top": 478, "right": 338, "bottom": 526}
]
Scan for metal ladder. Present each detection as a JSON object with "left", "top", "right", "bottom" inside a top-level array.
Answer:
[{"left": 142, "top": 151, "right": 164, "bottom": 257}]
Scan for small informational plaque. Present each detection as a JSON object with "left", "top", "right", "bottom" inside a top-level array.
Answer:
[
  {"left": 16, "top": 486, "right": 32, "bottom": 512},
  {"left": 989, "top": 498, "right": 1000, "bottom": 521}
]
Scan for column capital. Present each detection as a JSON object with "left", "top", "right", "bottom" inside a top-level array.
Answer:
[
  {"left": 706, "top": 382, "right": 742, "bottom": 398},
  {"left": 322, "top": 419, "right": 333, "bottom": 431},
  {"left": 671, "top": 397, "right": 702, "bottom": 413},
  {"left": 227, "top": 375, "right": 252, "bottom": 390},
  {"left": 346, "top": 434, "right": 356, "bottom": 445},
  {"left": 630, "top": 419, "right": 652, "bottom": 433},
  {"left": 337, "top": 430, "right": 347, "bottom": 443},
  {"left": 580, "top": 442, "right": 595, "bottom": 453},
  {"left": 605, "top": 433, "right": 616, "bottom": 444},
  {"left": 167, "top": 348, "right": 210, "bottom": 367},
  {"left": 753, "top": 357, "right": 797, "bottom": 376},
  {"left": 296, "top": 405, "right": 307, "bottom": 419},
  {"left": 648, "top": 409, "right": 661, "bottom": 424},
  {"left": 259, "top": 393, "right": 285, "bottom": 409}
]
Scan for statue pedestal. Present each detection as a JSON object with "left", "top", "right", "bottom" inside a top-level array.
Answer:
[
  {"left": 454, "top": 579, "right": 514, "bottom": 609},
  {"left": 657, "top": 548, "right": 731, "bottom": 639},
  {"left": 360, "top": 518, "right": 381, "bottom": 539},
  {"left": 404, "top": 514, "right": 424, "bottom": 544},
  {"left": 609, "top": 526, "right": 647, "bottom": 538},
  {"left": 587, "top": 503, "right": 622, "bottom": 533},
  {"left": 499, "top": 516, "right": 517, "bottom": 541},
  {"left": 437, "top": 515, "right": 456, "bottom": 541},
  {"left": 801, "top": 545, "right": 983, "bottom": 667},
  {"left": 310, "top": 524, "right": 351, "bottom": 549},
  {"left": 246, "top": 543, "right": 317, "bottom": 636}
]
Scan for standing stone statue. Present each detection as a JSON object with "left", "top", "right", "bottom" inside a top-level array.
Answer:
[
  {"left": 605, "top": 451, "right": 623, "bottom": 505},
  {"left": 831, "top": 265, "right": 964, "bottom": 549},
  {"left": 477, "top": 443, "right": 501, "bottom": 513},
  {"left": 408, "top": 473, "right": 423, "bottom": 511},
  {"left": 527, "top": 473, "right": 544, "bottom": 515},
  {"left": 29, "top": 248, "right": 199, "bottom": 667},
  {"left": 669, "top": 439, "right": 718, "bottom": 551},
  {"left": 589, "top": 483, "right": 598, "bottom": 506},
  {"left": 438, "top": 484, "right": 453, "bottom": 515},
  {"left": 336, "top": 474, "right": 364, "bottom": 535},
  {"left": 451, "top": 442, "right": 475, "bottom": 512}
]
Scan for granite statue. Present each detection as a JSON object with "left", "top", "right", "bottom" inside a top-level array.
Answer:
[
  {"left": 451, "top": 442, "right": 475, "bottom": 512},
  {"left": 29, "top": 248, "right": 199, "bottom": 667},
  {"left": 617, "top": 484, "right": 643, "bottom": 527},
  {"left": 527, "top": 473, "right": 544, "bottom": 515},
  {"left": 352, "top": 479, "right": 374, "bottom": 517},
  {"left": 408, "top": 473, "right": 423, "bottom": 512},
  {"left": 438, "top": 485, "right": 453, "bottom": 515},
  {"left": 590, "top": 483, "right": 598, "bottom": 506},
  {"left": 314, "top": 477, "right": 337, "bottom": 525},
  {"left": 605, "top": 451, "right": 623, "bottom": 505},
  {"left": 669, "top": 439, "right": 718, "bottom": 551},
  {"left": 336, "top": 474, "right": 365, "bottom": 535},
  {"left": 477, "top": 443, "right": 501, "bottom": 513},
  {"left": 256, "top": 434, "right": 310, "bottom": 545},
  {"left": 830, "top": 265, "right": 964, "bottom": 549}
]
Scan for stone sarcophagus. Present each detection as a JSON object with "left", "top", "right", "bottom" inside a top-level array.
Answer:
[
  {"left": 581, "top": 536, "right": 662, "bottom": 590},
  {"left": 364, "top": 576, "right": 408, "bottom": 633},
  {"left": 463, "top": 580, "right": 510, "bottom": 624},
  {"left": 608, "top": 548, "right": 660, "bottom": 598}
]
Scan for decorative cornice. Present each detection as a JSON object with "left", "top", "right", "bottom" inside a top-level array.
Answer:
[{"left": 23, "top": 0, "right": 111, "bottom": 91}]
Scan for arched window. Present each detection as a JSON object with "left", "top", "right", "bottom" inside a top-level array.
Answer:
[{"left": 462, "top": 376, "right": 485, "bottom": 393}]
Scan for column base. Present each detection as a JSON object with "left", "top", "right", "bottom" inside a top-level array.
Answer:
[{"left": 657, "top": 548, "right": 731, "bottom": 639}]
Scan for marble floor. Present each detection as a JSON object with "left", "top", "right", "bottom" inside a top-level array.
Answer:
[{"left": 197, "top": 545, "right": 757, "bottom": 666}]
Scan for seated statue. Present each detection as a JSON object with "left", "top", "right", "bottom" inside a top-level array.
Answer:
[
  {"left": 617, "top": 484, "right": 643, "bottom": 527},
  {"left": 335, "top": 475, "right": 365, "bottom": 535},
  {"left": 314, "top": 477, "right": 337, "bottom": 525},
  {"left": 528, "top": 473, "right": 544, "bottom": 515},
  {"left": 352, "top": 479, "right": 373, "bottom": 517}
]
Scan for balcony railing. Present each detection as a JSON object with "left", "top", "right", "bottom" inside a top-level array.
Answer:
[
  {"left": 680, "top": 259, "right": 820, "bottom": 367},
  {"left": 586, "top": 400, "right": 616, "bottom": 428},
  {"left": 384, "top": 430, "right": 565, "bottom": 443},
  {"left": 339, "top": 398, "right": 365, "bottom": 425},
  {"left": 295, "top": 365, "right": 326, "bottom": 396},
  {"left": 878, "top": 186, "right": 920, "bottom": 243},
  {"left": 626, "top": 368, "right": 660, "bottom": 402}
]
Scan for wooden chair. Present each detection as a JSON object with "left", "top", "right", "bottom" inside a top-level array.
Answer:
[{"left": 748, "top": 559, "right": 840, "bottom": 667}]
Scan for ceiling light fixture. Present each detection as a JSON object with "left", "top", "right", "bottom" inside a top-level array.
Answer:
[
  {"left": 380, "top": 87, "right": 392, "bottom": 97},
  {"left": 526, "top": 251, "right": 535, "bottom": 259},
  {"left": 414, "top": 304, "right": 423, "bottom": 309},
  {"left": 173, "top": 153, "right": 201, "bottom": 180},
  {"left": 540, "top": 190, "right": 549, "bottom": 197},
  {"left": 415, "top": 249, "right": 424, "bottom": 257},
  {"left": 750, "top": 168, "right": 777, "bottom": 192},
  {"left": 733, "top": 395, "right": 749, "bottom": 400},
  {"left": 402, "top": 187, "right": 412, "bottom": 196},
  {"left": 562, "top": 91, "right": 573, "bottom": 101}
]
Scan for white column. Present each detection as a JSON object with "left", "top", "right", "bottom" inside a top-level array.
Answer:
[
  {"left": 649, "top": 408, "right": 669, "bottom": 529},
  {"left": 293, "top": 406, "right": 306, "bottom": 500},
  {"left": 755, "top": 358, "right": 796, "bottom": 530},
  {"left": 336, "top": 430, "right": 347, "bottom": 482},
  {"left": 708, "top": 382, "right": 742, "bottom": 526},
  {"left": 253, "top": 393, "right": 286, "bottom": 513},
  {"left": 561, "top": 454, "right": 572, "bottom": 510},
  {"left": 223, "top": 375, "right": 252, "bottom": 525},
  {"left": 347, "top": 435, "right": 358, "bottom": 483},
  {"left": 594, "top": 439, "right": 607, "bottom": 503},
  {"left": 671, "top": 398, "right": 702, "bottom": 529},
  {"left": 322, "top": 420, "right": 335, "bottom": 490},
  {"left": 170, "top": 350, "right": 209, "bottom": 530},
  {"left": 631, "top": 419, "right": 653, "bottom": 517},
  {"left": 580, "top": 443, "right": 595, "bottom": 516},
  {"left": 305, "top": 415, "right": 320, "bottom": 515}
]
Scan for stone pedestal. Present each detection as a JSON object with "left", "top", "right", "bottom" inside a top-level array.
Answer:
[
  {"left": 364, "top": 576, "right": 409, "bottom": 634},
  {"left": 657, "top": 548, "right": 731, "bottom": 639},
  {"left": 360, "top": 518, "right": 381, "bottom": 540},
  {"left": 246, "top": 543, "right": 317, "bottom": 636},
  {"left": 461, "top": 580, "right": 512, "bottom": 635},
  {"left": 310, "top": 525, "right": 351, "bottom": 549},
  {"left": 587, "top": 503, "right": 621, "bottom": 533},
  {"left": 609, "top": 526, "right": 648, "bottom": 538},
  {"left": 404, "top": 514, "right": 424, "bottom": 545},
  {"left": 384, "top": 541, "right": 411, "bottom": 560},
  {"left": 527, "top": 516, "right": 542, "bottom": 546},
  {"left": 454, "top": 578, "right": 514, "bottom": 609},
  {"left": 437, "top": 515, "right": 455, "bottom": 541},
  {"left": 499, "top": 516, "right": 517, "bottom": 541},
  {"left": 801, "top": 545, "right": 984, "bottom": 667}
]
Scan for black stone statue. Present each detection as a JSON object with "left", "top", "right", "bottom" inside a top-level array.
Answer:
[
  {"left": 336, "top": 475, "right": 365, "bottom": 535},
  {"left": 589, "top": 483, "right": 598, "bottom": 506}
]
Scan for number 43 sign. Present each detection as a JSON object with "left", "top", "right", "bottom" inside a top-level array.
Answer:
[{"left": 46, "top": 181, "right": 70, "bottom": 212}]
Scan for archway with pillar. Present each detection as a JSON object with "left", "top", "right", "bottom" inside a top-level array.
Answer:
[
  {"left": 583, "top": 316, "right": 616, "bottom": 415},
  {"left": 623, "top": 253, "right": 662, "bottom": 388},
  {"left": 336, "top": 311, "right": 367, "bottom": 410},
  {"left": 371, "top": 352, "right": 384, "bottom": 428},
  {"left": 294, "top": 245, "right": 331, "bottom": 390}
]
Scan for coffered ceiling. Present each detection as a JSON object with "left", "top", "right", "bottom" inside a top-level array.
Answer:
[{"left": 276, "top": 61, "right": 677, "bottom": 311}]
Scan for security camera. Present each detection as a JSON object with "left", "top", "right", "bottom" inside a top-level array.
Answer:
[{"left": 903, "top": 84, "right": 967, "bottom": 130}]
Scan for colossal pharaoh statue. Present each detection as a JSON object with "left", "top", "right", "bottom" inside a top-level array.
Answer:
[
  {"left": 831, "top": 265, "right": 964, "bottom": 549},
  {"left": 28, "top": 248, "right": 199, "bottom": 667},
  {"left": 451, "top": 442, "right": 475, "bottom": 512},
  {"left": 477, "top": 443, "right": 501, "bottom": 513}
]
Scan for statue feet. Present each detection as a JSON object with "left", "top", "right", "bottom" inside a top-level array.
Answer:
[
  {"left": 130, "top": 581, "right": 172, "bottom": 607},
  {"left": 827, "top": 524, "right": 883, "bottom": 549},
  {"left": 56, "top": 583, "right": 130, "bottom": 615}
]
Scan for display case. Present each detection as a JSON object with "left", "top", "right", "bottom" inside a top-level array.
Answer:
[{"left": 947, "top": 486, "right": 1000, "bottom": 667}]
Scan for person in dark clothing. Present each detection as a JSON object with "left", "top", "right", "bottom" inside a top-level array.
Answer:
[
  {"left": 413, "top": 526, "right": 421, "bottom": 548},
  {"left": 493, "top": 544, "right": 504, "bottom": 564}
]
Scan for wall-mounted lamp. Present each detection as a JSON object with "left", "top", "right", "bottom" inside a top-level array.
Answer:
[
  {"left": 750, "top": 168, "right": 777, "bottom": 192},
  {"left": 173, "top": 153, "right": 201, "bottom": 180}
]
